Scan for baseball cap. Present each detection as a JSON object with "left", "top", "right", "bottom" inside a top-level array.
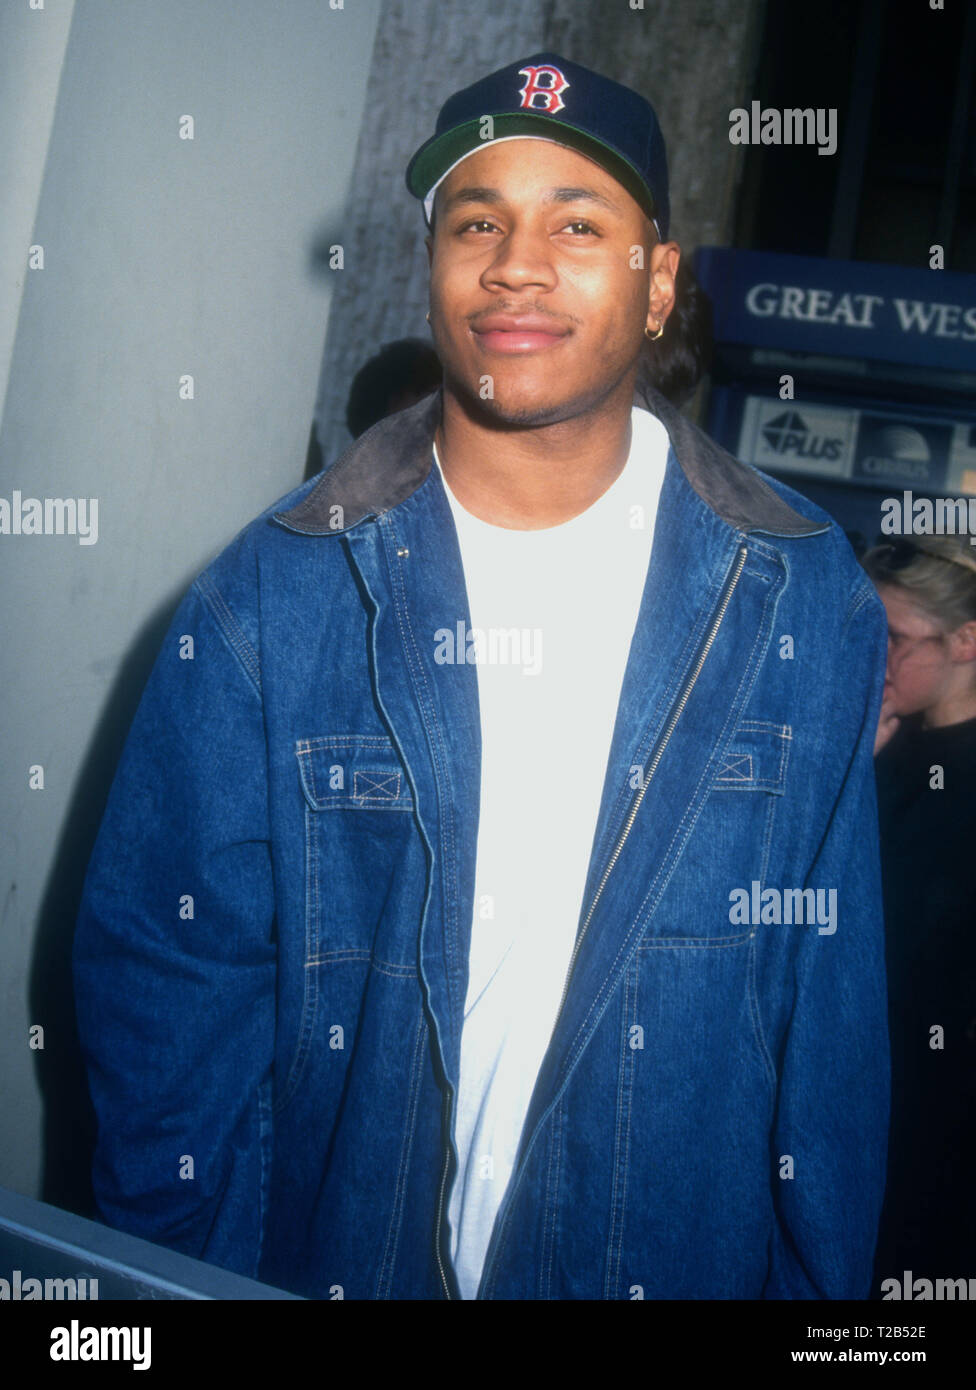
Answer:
[{"left": 405, "top": 53, "right": 670, "bottom": 241}]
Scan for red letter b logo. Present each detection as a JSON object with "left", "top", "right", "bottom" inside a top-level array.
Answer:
[{"left": 517, "top": 65, "right": 570, "bottom": 114}]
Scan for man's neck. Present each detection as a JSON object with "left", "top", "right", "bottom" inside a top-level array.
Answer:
[{"left": 435, "top": 380, "right": 638, "bottom": 530}]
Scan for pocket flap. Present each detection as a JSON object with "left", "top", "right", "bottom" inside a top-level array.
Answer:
[
  {"left": 713, "top": 720, "right": 791, "bottom": 794},
  {"left": 296, "top": 735, "right": 414, "bottom": 811}
]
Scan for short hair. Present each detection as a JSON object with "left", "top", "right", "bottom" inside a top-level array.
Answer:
[
  {"left": 638, "top": 257, "right": 713, "bottom": 407},
  {"left": 862, "top": 535, "right": 976, "bottom": 632},
  {"left": 345, "top": 338, "right": 442, "bottom": 438}
]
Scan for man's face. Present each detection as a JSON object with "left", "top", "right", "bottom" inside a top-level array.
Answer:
[{"left": 426, "top": 138, "right": 676, "bottom": 427}]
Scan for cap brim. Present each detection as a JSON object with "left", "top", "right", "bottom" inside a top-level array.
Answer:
[{"left": 406, "top": 112, "right": 659, "bottom": 228}]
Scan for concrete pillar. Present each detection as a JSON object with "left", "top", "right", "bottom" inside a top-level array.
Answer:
[
  {"left": 0, "top": 0, "right": 76, "bottom": 430},
  {"left": 0, "top": 0, "right": 381, "bottom": 1209}
]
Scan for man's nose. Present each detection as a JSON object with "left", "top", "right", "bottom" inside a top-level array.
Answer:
[{"left": 481, "top": 227, "right": 558, "bottom": 293}]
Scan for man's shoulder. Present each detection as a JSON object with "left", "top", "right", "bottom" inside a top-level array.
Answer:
[
  {"left": 758, "top": 463, "right": 878, "bottom": 594},
  {"left": 746, "top": 461, "right": 851, "bottom": 556},
  {"left": 741, "top": 458, "right": 835, "bottom": 538},
  {"left": 183, "top": 469, "right": 345, "bottom": 659},
  {"left": 638, "top": 391, "right": 871, "bottom": 603},
  {"left": 200, "top": 470, "right": 337, "bottom": 582},
  {"left": 746, "top": 462, "right": 883, "bottom": 627}
]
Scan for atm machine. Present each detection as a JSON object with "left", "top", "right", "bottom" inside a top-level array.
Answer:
[{"left": 693, "top": 247, "right": 976, "bottom": 554}]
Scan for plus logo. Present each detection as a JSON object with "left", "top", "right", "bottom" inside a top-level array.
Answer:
[
  {"left": 517, "top": 64, "right": 570, "bottom": 113},
  {"left": 761, "top": 410, "right": 843, "bottom": 462}
]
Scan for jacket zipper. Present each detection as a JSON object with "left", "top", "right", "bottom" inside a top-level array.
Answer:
[
  {"left": 447, "top": 542, "right": 748, "bottom": 1300},
  {"left": 551, "top": 544, "right": 749, "bottom": 1044},
  {"left": 435, "top": 1087, "right": 455, "bottom": 1298}
]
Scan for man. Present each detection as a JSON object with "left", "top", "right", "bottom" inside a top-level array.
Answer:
[{"left": 74, "top": 53, "right": 890, "bottom": 1300}]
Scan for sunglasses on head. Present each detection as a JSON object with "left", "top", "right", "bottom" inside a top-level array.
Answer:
[
  {"left": 875, "top": 537, "right": 976, "bottom": 574},
  {"left": 876, "top": 538, "right": 920, "bottom": 570}
]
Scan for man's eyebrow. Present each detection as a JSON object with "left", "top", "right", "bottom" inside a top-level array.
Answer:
[
  {"left": 439, "top": 184, "right": 623, "bottom": 214},
  {"left": 439, "top": 186, "right": 504, "bottom": 212},
  {"left": 546, "top": 186, "right": 622, "bottom": 213}
]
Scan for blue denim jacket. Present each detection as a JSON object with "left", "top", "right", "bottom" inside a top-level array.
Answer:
[{"left": 73, "top": 384, "right": 890, "bottom": 1299}]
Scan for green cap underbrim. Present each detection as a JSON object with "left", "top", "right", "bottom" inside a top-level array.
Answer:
[{"left": 406, "top": 113, "right": 658, "bottom": 228}]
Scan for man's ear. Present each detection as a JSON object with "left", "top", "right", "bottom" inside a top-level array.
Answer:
[{"left": 646, "top": 240, "right": 681, "bottom": 332}]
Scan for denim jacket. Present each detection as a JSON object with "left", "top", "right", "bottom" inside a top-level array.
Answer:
[{"left": 73, "top": 384, "right": 890, "bottom": 1300}]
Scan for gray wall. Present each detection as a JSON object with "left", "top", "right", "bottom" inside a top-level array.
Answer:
[{"left": 0, "top": 0, "right": 381, "bottom": 1208}]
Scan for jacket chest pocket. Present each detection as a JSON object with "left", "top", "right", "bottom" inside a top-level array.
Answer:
[
  {"left": 295, "top": 735, "right": 422, "bottom": 968},
  {"left": 645, "top": 720, "right": 792, "bottom": 946},
  {"left": 297, "top": 735, "right": 415, "bottom": 812},
  {"left": 711, "top": 720, "right": 792, "bottom": 795}
]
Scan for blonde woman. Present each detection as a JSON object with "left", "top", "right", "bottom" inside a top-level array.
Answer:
[{"left": 862, "top": 535, "right": 976, "bottom": 1282}]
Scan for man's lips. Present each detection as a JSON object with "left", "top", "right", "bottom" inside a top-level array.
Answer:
[{"left": 469, "top": 313, "right": 571, "bottom": 354}]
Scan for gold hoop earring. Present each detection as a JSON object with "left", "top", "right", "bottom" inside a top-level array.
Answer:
[
  {"left": 425, "top": 311, "right": 431, "bottom": 325},
  {"left": 645, "top": 320, "right": 664, "bottom": 342}
]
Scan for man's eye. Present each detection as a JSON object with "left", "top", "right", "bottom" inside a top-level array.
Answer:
[
  {"left": 460, "top": 219, "right": 499, "bottom": 234},
  {"left": 562, "top": 220, "right": 599, "bottom": 236}
]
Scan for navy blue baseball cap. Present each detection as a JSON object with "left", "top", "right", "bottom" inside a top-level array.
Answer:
[{"left": 406, "top": 53, "right": 670, "bottom": 241}]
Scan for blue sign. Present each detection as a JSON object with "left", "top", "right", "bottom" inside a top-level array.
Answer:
[
  {"left": 731, "top": 393, "right": 976, "bottom": 494},
  {"left": 693, "top": 247, "right": 976, "bottom": 372}
]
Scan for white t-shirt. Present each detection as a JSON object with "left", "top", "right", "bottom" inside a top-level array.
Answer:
[{"left": 437, "top": 406, "right": 669, "bottom": 1299}]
